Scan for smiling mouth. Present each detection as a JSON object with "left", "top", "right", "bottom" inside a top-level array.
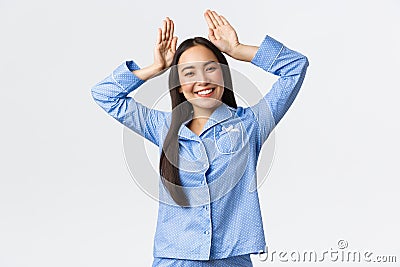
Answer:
[{"left": 195, "top": 88, "right": 215, "bottom": 97}]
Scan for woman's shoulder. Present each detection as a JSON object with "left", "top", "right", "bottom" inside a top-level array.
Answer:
[{"left": 231, "top": 105, "right": 257, "bottom": 120}]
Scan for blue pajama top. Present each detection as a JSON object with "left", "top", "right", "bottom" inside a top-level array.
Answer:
[{"left": 91, "top": 35, "right": 309, "bottom": 263}]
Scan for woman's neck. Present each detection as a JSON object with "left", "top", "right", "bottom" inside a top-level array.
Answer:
[
  {"left": 192, "top": 103, "right": 222, "bottom": 120},
  {"left": 188, "top": 106, "right": 218, "bottom": 136},
  {"left": 186, "top": 118, "right": 206, "bottom": 136}
]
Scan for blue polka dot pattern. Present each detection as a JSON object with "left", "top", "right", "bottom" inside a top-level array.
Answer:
[
  {"left": 152, "top": 253, "right": 253, "bottom": 266},
  {"left": 91, "top": 35, "right": 309, "bottom": 263}
]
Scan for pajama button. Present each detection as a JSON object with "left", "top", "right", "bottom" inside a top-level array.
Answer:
[{"left": 204, "top": 230, "right": 209, "bottom": 235}]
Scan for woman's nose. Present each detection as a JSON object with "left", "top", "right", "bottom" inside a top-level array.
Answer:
[{"left": 195, "top": 71, "right": 209, "bottom": 85}]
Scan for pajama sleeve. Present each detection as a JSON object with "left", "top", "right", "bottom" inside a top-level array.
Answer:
[
  {"left": 249, "top": 35, "right": 309, "bottom": 144},
  {"left": 91, "top": 60, "right": 169, "bottom": 147}
]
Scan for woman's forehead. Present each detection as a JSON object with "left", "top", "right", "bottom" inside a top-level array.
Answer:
[
  {"left": 176, "top": 60, "right": 219, "bottom": 70},
  {"left": 178, "top": 45, "right": 218, "bottom": 64}
]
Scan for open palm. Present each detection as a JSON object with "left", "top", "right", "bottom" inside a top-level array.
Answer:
[
  {"left": 204, "top": 10, "right": 239, "bottom": 55},
  {"left": 154, "top": 17, "right": 178, "bottom": 70}
]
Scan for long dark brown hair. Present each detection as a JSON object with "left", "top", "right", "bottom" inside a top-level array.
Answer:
[{"left": 159, "top": 37, "right": 237, "bottom": 206}]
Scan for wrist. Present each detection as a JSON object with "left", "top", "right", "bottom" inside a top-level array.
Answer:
[
  {"left": 227, "top": 42, "right": 241, "bottom": 59},
  {"left": 132, "top": 63, "right": 165, "bottom": 81},
  {"left": 150, "top": 63, "right": 164, "bottom": 73},
  {"left": 229, "top": 43, "right": 258, "bottom": 62}
]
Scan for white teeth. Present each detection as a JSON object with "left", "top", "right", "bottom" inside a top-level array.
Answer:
[{"left": 197, "top": 88, "right": 213, "bottom": 95}]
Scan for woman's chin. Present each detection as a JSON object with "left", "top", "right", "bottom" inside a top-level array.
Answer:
[{"left": 189, "top": 98, "right": 222, "bottom": 111}]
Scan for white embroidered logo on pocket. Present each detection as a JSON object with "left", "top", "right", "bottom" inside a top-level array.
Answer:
[
  {"left": 221, "top": 124, "right": 240, "bottom": 134},
  {"left": 215, "top": 123, "right": 244, "bottom": 154}
]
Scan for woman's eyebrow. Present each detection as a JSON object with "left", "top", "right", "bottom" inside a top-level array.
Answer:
[
  {"left": 204, "top": 60, "right": 217, "bottom": 67},
  {"left": 181, "top": 65, "right": 195, "bottom": 72},
  {"left": 180, "top": 61, "right": 217, "bottom": 72}
]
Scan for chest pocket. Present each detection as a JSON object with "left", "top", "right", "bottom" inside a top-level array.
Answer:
[{"left": 214, "top": 121, "right": 244, "bottom": 154}]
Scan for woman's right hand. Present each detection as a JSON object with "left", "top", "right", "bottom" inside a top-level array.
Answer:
[
  {"left": 153, "top": 17, "right": 178, "bottom": 71},
  {"left": 132, "top": 17, "right": 178, "bottom": 81}
]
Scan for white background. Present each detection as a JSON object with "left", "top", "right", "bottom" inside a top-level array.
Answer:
[{"left": 1, "top": 0, "right": 399, "bottom": 266}]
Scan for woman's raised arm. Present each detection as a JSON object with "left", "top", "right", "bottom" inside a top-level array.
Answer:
[
  {"left": 133, "top": 17, "right": 178, "bottom": 80},
  {"left": 90, "top": 18, "right": 177, "bottom": 146},
  {"left": 249, "top": 36, "right": 309, "bottom": 145},
  {"left": 204, "top": 9, "right": 258, "bottom": 62},
  {"left": 204, "top": 10, "right": 309, "bottom": 146}
]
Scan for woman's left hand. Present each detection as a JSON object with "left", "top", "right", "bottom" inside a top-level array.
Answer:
[{"left": 204, "top": 10, "right": 240, "bottom": 57}]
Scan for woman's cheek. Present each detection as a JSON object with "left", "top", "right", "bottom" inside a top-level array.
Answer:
[
  {"left": 181, "top": 83, "right": 195, "bottom": 94},
  {"left": 209, "top": 72, "right": 224, "bottom": 87}
]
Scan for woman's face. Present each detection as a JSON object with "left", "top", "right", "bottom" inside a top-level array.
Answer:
[{"left": 177, "top": 45, "right": 224, "bottom": 112}]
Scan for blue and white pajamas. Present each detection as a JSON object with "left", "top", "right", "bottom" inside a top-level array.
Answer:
[{"left": 91, "top": 35, "right": 309, "bottom": 266}]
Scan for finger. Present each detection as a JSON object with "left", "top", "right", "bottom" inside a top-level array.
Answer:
[
  {"left": 166, "top": 34, "right": 172, "bottom": 49},
  {"left": 204, "top": 10, "right": 215, "bottom": 29},
  {"left": 156, "top": 28, "right": 162, "bottom": 44},
  {"left": 171, "top": 36, "right": 178, "bottom": 52},
  {"left": 165, "top": 17, "right": 170, "bottom": 40},
  {"left": 170, "top": 19, "right": 175, "bottom": 40},
  {"left": 211, "top": 10, "right": 224, "bottom": 26},
  {"left": 208, "top": 10, "right": 220, "bottom": 27},
  {"left": 208, "top": 28, "right": 216, "bottom": 42},
  {"left": 167, "top": 20, "right": 174, "bottom": 48},
  {"left": 162, "top": 20, "right": 167, "bottom": 41},
  {"left": 220, "top": 15, "right": 230, "bottom": 26},
  {"left": 204, "top": 10, "right": 216, "bottom": 29}
]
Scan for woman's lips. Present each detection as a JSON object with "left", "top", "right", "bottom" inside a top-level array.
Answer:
[{"left": 195, "top": 88, "right": 215, "bottom": 97}]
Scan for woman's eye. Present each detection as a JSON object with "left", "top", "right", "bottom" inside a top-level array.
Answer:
[
  {"left": 184, "top": 72, "right": 194, "bottom": 77},
  {"left": 206, "top": 66, "right": 217, "bottom": 72}
]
